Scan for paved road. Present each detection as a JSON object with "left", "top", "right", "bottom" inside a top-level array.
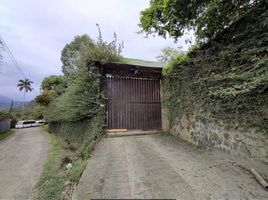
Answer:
[
  {"left": 74, "top": 134, "right": 268, "bottom": 199},
  {"left": 0, "top": 127, "right": 49, "bottom": 200}
]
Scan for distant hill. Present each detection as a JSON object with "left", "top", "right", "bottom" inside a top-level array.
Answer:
[
  {"left": 0, "top": 95, "right": 13, "bottom": 107},
  {"left": 0, "top": 94, "right": 27, "bottom": 109}
]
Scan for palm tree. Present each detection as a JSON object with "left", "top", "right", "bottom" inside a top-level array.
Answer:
[{"left": 17, "top": 78, "right": 33, "bottom": 109}]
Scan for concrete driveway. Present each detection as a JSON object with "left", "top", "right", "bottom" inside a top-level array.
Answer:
[
  {"left": 0, "top": 127, "right": 49, "bottom": 200},
  {"left": 74, "top": 134, "right": 268, "bottom": 199}
]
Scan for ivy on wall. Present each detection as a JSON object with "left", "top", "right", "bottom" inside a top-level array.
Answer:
[{"left": 163, "top": 5, "right": 268, "bottom": 133}]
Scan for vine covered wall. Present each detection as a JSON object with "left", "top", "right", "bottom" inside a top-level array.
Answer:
[{"left": 163, "top": 4, "right": 268, "bottom": 160}]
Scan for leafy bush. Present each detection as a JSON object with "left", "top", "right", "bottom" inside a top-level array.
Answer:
[
  {"left": 30, "top": 105, "right": 46, "bottom": 119},
  {"left": 45, "top": 30, "right": 123, "bottom": 143},
  {"left": 41, "top": 75, "right": 67, "bottom": 95},
  {"left": 35, "top": 90, "right": 57, "bottom": 107},
  {"left": 61, "top": 25, "right": 123, "bottom": 77},
  {"left": 0, "top": 112, "right": 10, "bottom": 120},
  {"left": 162, "top": 52, "right": 188, "bottom": 75}
]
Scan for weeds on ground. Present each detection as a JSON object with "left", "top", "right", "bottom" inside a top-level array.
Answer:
[
  {"left": 0, "top": 130, "right": 13, "bottom": 141},
  {"left": 37, "top": 128, "right": 89, "bottom": 200}
]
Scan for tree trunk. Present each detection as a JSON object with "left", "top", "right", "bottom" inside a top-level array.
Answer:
[{"left": 23, "top": 90, "right": 25, "bottom": 111}]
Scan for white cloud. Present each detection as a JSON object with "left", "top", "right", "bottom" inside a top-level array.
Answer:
[{"left": 0, "top": 0, "right": 192, "bottom": 101}]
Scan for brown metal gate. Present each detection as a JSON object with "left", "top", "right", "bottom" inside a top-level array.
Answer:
[{"left": 107, "top": 76, "right": 162, "bottom": 130}]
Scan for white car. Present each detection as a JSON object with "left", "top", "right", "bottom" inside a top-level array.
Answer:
[
  {"left": 35, "top": 120, "right": 45, "bottom": 126},
  {"left": 15, "top": 120, "right": 37, "bottom": 129}
]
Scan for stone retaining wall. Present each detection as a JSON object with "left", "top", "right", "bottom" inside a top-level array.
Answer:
[{"left": 169, "top": 114, "right": 268, "bottom": 163}]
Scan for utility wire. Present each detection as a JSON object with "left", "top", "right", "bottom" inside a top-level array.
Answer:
[
  {"left": 0, "top": 35, "right": 27, "bottom": 79},
  {"left": 0, "top": 36, "right": 37, "bottom": 105}
]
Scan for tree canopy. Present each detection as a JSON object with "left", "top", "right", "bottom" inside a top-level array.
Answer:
[
  {"left": 61, "top": 26, "right": 123, "bottom": 77},
  {"left": 156, "top": 47, "right": 182, "bottom": 63},
  {"left": 61, "top": 34, "right": 95, "bottom": 76},
  {"left": 17, "top": 78, "right": 33, "bottom": 108},
  {"left": 35, "top": 90, "right": 57, "bottom": 107},
  {"left": 17, "top": 78, "right": 33, "bottom": 93},
  {"left": 41, "top": 75, "right": 66, "bottom": 95},
  {"left": 139, "top": 0, "right": 265, "bottom": 41}
]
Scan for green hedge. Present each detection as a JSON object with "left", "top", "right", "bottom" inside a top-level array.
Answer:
[
  {"left": 49, "top": 115, "right": 105, "bottom": 142},
  {"left": 48, "top": 114, "right": 106, "bottom": 158}
]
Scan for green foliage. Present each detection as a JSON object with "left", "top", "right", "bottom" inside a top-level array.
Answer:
[
  {"left": 14, "top": 113, "right": 22, "bottom": 119},
  {"left": 45, "top": 30, "right": 122, "bottom": 123},
  {"left": 9, "top": 101, "right": 36, "bottom": 120},
  {"left": 140, "top": 0, "right": 266, "bottom": 41},
  {"left": 41, "top": 75, "right": 67, "bottom": 95},
  {"left": 41, "top": 33, "right": 123, "bottom": 189},
  {"left": 38, "top": 115, "right": 105, "bottom": 199},
  {"left": 157, "top": 47, "right": 182, "bottom": 63},
  {"left": 0, "top": 130, "right": 13, "bottom": 140},
  {"left": 17, "top": 78, "right": 34, "bottom": 108},
  {"left": 38, "top": 32, "right": 121, "bottom": 199},
  {"left": 37, "top": 74, "right": 66, "bottom": 109},
  {"left": 163, "top": 6, "right": 268, "bottom": 133},
  {"left": 162, "top": 51, "right": 188, "bottom": 75},
  {"left": 61, "top": 34, "right": 95, "bottom": 76},
  {"left": 35, "top": 90, "right": 57, "bottom": 107},
  {"left": 37, "top": 131, "right": 89, "bottom": 200},
  {"left": 61, "top": 26, "right": 123, "bottom": 77},
  {"left": 30, "top": 105, "right": 46, "bottom": 119},
  {"left": 45, "top": 66, "right": 105, "bottom": 122},
  {"left": 17, "top": 78, "right": 33, "bottom": 92},
  {"left": 0, "top": 112, "right": 16, "bottom": 130},
  {"left": 48, "top": 115, "right": 105, "bottom": 143},
  {"left": 88, "top": 24, "right": 124, "bottom": 64},
  {"left": 0, "top": 111, "right": 10, "bottom": 120}
]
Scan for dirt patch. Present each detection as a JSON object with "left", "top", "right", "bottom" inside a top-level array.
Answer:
[{"left": 62, "top": 181, "right": 77, "bottom": 200}]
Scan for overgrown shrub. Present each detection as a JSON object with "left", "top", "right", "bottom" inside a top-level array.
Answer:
[
  {"left": 0, "top": 112, "right": 10, "bottom": 120},
  {"left": 45, "top": 29, "right": 123, "bottom": 147},
  {"left": 163, "top": 4, "right": 268, "bottom": 133}
]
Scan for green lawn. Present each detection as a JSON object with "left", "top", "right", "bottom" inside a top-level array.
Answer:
[{"left": 0, "top": 130, "right": 14, "bottom": 141}]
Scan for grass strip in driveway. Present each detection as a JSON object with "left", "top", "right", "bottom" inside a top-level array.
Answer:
[
  {"left": 0, "top": 130, "right": 14, "bottom": 141},
  {"left": 37, "top": 128, "right": 89, "bottom": 200}
]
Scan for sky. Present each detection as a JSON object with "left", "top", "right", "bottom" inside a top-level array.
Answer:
[{"left": 0, "top": 0, "right": 193, "bottom": 101}]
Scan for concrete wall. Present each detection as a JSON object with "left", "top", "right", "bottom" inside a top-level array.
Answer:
[
  {"left": 169, "top": 114, "right": 268, "bottom": 162},
  {"left": 0, "top": 119, "right": 11, "bottom": 133}
]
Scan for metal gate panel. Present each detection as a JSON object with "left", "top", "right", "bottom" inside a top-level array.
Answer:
[{"left": 107, "top": 76, "right": 161, "bottom": 130}]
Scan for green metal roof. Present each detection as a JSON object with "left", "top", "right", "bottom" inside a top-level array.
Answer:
[{"left": 119, "top": 58, "right": 163, "bottom": 68}]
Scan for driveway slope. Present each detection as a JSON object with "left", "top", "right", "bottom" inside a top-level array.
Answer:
[
  {"left": 74, "top": 134, "right": 268, "bottom": 199},
  {"left": 0, "top": 127, "right": 49, "bottom": 199}
]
